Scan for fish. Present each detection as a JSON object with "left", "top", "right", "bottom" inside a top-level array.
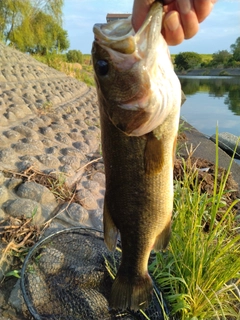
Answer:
[{"left": 91, "top": 1, "right": 183, "bottom": 312}]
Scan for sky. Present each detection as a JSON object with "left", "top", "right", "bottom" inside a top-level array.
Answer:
[{"left": 63, "top": 0, "right": 240, "bottom": 55}]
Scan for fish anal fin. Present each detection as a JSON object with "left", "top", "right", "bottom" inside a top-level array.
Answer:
[
  {"left": 153, "top": 219, "right": 171, "bottom": 251},
  {"left": 144, "top": 132, "right": 164, "bottom": 175},
  {"left": 110, "top": 268, "right": 153, "bottom": 311},
  {"left": 103, "top": 200, "right": 118, "bottom": 251}
]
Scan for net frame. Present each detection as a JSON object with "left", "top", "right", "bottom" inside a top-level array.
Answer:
[{"left": 20, "top": 227, "right": 169, "bottom": 320}]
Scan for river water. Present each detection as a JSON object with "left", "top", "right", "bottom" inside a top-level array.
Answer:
[{"left": 179, "top": 76, "right": 240, "bottom": 138}]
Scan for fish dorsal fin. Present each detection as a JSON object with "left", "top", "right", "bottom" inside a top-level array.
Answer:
[
  {"left": 144, "top": 131, "right": 164, "bottom": 175},
  {"left": 103, "top": 199, "right": 119, "bottom": 251}
]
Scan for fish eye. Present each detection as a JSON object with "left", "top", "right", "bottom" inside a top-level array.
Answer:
[{"left": 96, "top": 60, "right": 108, "bottom": 76}]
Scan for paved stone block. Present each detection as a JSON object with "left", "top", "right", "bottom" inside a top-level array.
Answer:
[{"left": 4, "top": 198, "right": 42, "bottom": 220}]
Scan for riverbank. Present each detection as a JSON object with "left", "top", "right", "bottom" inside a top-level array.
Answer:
[
  {"left": 179, "top": 122, "right": 240, "bottom": 188},
  {"left": 176, "top": 67, "right": 240, "bottom": 76}
]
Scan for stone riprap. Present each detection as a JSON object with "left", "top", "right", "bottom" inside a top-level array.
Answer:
[
  {"left": 210, "top": 132, "right": 240, "bottom": 159},
  {"left": 0, "top": 43, "right": 101, "bottom": 176},
  {"left": 0, "top": 43, "right": 108, "bottom": 319}
]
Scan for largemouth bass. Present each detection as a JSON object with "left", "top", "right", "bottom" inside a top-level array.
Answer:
[{"left": 92, "top": 1, "right": 182, "bottom": 311}]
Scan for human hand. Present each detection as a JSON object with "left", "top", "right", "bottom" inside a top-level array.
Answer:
[{"left": 132, "top": 0, "right": 216, "bottom": 45}]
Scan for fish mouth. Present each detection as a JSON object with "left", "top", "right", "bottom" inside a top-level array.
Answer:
[{"left": 93, "top": 2, "right": 163, "bottom": 57}]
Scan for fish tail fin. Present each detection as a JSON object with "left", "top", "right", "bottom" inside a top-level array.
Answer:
[{"left": 110, "top": 269, "right": 153, "bottom": 311}]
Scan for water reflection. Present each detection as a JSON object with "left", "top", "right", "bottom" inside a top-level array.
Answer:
[
  {"left": 179, "top": 76, "right": 240, "bottom": 137},
  {"left": 179, "top": 76, "right": 240, "bottom": 116}
]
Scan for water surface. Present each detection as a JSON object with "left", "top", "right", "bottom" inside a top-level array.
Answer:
[{"left": 179, "top": 76, "right": 240, "bottom": 137}]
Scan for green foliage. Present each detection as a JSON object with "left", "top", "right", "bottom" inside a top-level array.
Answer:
[
  {"left": 231, "top": 36, "right": 240, "bottom": 61},
  {"left": 173, "top": 37, "right": 240, "bottom": 70},
  {"left": 224, "top": 83, "right": 240, "bottom": 116},
  {"left": 218, "top": 70, "right": 230, "bottom": 76},
  {"left": 34, "top": 0, "right": 64, "bottom": 25},
  {"left": 79, "top": 69, "right": 95, "bottom": 86},
  {"left": 199, "top": 54, "right": 212, "bottom": 63},
  {"left": 0, "top": 0, "right": 69, "bottom": 54},
  {"left": 225, "top": 57, "right": 240, "bottom": 67},
  {"left": 209, "top": 50, "right": 232, "bottom": 67},
  {"left": 12, "top": 11, "right": 69, "bottom": 54},
  {"left": 150, "top": 134, "right": 240, "bottom": 319},
  {"left": 174, "top": 52, "right": 202, "bottom": 70},
  {"left": 66, "top": 50, "right": 83, "bottom": 63},
  {"left": 0, "top": 0, "right": 31, "bottom": 41},
  {"left": 104, "top": 131, "right": 240, "bottom": 319},
  {"left": 5, "top": 269, "right": 21, "bottom": 279},
  {"left": 203, "top": 37, "right": 240, "bottom": 68},
  {"left": 33, "top": 52, "right": 95, "bottom": 87}
]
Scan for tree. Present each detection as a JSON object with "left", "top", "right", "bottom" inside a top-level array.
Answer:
[
  {"left": 225, "top": 85, "right": 240, "bottom": 115},
  {"left": 174, "top": 52, "right": 202, "bottom": 70},
  {"left": 230, "top": 37, "right": 240, "bottom": 61},
  {"left": 31, "top": 0, "right": 64, "bottom": 25},
  {"left": 210, "top": 50, "right": 232, "bottom": 66},
  {"left": 0, "top": 0, "right": 69, "bottom": 54},
  {"left": 0, "top": 0, "right": 32, "bottom": 43},
  {"left": 66, "top": 50, "right": 83, "bottom": 63}
]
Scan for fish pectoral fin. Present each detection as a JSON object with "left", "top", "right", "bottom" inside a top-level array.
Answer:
[
  {"left": 144, "top": 131, "right": 164, "bottom": 175},
  {"left": 181, "top": 90, "right": 187, "bottom": 106},
  {"left": 153, "top": 220, "right": 171, "bottom": 251},
  {"left": 103, "top": 200, "right": 119, "bottom": 251}
]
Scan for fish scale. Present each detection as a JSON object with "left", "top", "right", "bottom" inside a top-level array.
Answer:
[{"left": 92, "top": 1, "right": 183, "bottom": 312}]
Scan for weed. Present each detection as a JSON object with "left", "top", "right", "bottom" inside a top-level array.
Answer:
[
  {"left": 150, "top": 131, "right": 240, "bottom": 319},
  {"left": 178, "top": 118, "right": 190, "bottom": 135},
  {"left": 103, "top": 129, "right": 240, "bottom": 319},
  {"left": 176, "top": 118, "right": 190, "bottom": 154},
  {"left": 219, "top": 70, "right": 230, "bottom": 76},
  {"left": 3, "top": 166, "right": 74, "bottom": 202},
  {"left": 33, "top": 53, "right": 95, "bottom": 87},
  {"left": 46, "top": 172, "right": 73, "bottom": 201},
  {"left": 4, "top": 269, "right": 21, "bottom": 279},
  {"left": 37, "top": 100, "right": 53, "bottom": 114},
  {"left": 202, "top": 70, "right": 210, "bottom": 76},
  {"left": 0, "top": 215, "right": 41, "bottom": 279}
]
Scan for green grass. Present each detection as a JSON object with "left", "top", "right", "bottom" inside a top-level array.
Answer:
[
  {"left": 149, "top": 132, "right": 240, "bottom": 319},
  {"left": 104, "top": 130, "right": 240, "bottom": 319},
  {"left": 199, "top": 54, "right": 213, "bottom": 64},
  {"left": 33, "top": 52, "right": 95, "bottom": 86},
  {"left": 171, "top": 54, "right": 212, "bottom": 61},
  {"left": 171, "top": 54, "right": 213, "bottom": 70}
]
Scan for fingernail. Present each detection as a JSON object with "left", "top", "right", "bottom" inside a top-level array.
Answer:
[
  {"left": 164, "top": 11, "right": 180, "bottom": 32},
  {"left": 177, "top": 0, "right": 191, "bottom": 14}
]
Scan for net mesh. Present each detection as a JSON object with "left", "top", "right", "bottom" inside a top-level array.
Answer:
[{"left": 21, "top": 227, "right": 168, "bottom": 320}]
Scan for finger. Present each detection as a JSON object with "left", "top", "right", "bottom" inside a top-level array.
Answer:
[
  {"left": 176, "top": 0, "right": 199, "bottom": 39},
  {"left": 132, "top": 0, "right": 154, "bottom": 32},
  {"left": 193, "top": 0, "right": 214, "bottom": 22},
  {"left": 162, "top": 11, "right": 185, "bottom": 45}
]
